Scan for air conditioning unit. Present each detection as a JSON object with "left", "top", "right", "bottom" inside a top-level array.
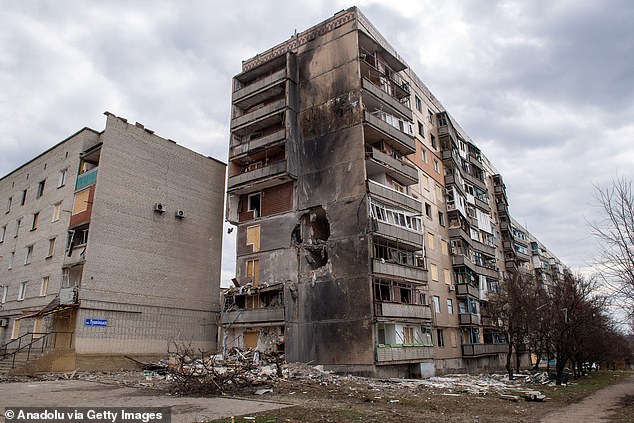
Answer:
[
  {"left": 448, "top": 285, "right": 456, "bottom": 292},
  {"left": 154, "top": 203, "right": 166, "bottom": 213},
  {"left": 0, "top": 318, "right": 8, "bottom": 327},
  {"left": 175, "top": 210, "right": 185, "bottom": 219}
]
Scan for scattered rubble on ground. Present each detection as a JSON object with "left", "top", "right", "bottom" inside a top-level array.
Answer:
[{"left": 1, "top": 347, "right": 556, "bottom": 403}]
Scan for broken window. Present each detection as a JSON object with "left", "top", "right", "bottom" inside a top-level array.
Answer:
[
  {"left": 433, "top": 295, "right": 441, "bottom": 313},
  {"left": 437, "top": 329, "right": 445, "bottom": 347},
  {"left": 402, "top": 327, "right": 414, "bottom": 344},
  {"left": 37, "top": 180, "right": 46, "bottom": 198},
  {"left": 247, "top": 193, "right": 261, "bottom": 218},
  {"left": 21, "top": 189, "right": 27, "bottom": 205},
  {"left": 31, "top": 212, "right": 39, "bottom": 230},
  {"left": 246, "top": 259, "right": 259, "bottom": 286}
]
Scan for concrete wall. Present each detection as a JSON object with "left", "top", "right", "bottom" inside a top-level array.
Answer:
[{"left": 74, "top": 114, "right": 226, "bottom": 355}]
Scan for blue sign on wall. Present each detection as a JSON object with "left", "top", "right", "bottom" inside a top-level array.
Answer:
[{"left": 84, "top": 318, "right": 107, "bottom": 327}]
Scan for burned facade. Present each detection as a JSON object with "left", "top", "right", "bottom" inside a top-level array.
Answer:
[
  {"left": 222, "top": 7, "right": 564, "bottom": 376},
  {"left": 0, "top": 112, "right": 225, "bottom": 372}
]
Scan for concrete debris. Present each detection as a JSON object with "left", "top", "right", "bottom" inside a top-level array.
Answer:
[{"left": 254, "top": 388, "right": 273, "bottom": 395}]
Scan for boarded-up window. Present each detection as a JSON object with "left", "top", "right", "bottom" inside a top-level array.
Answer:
[
  {"left": 72, "top": 188, "right": 90, "bottom": 215},
  {"left": 11, "top": 319, "right": 20, "bottom": 339},
  {"left": 246, "top": 259, "right": 259, "bottom": 287},
  {"left": 427, "top": 233, "right": 435, "bottom": 250},
  {"left": 246, "top": 295, "right": 260, "bottom": 309},
  {"left": 244, "top": 331, "right": 258, "bottom": 349},
  {"left": 33, "top": 318, "right": 43, "bottom": 338},
  {"left": 441, "top": 240, "right": 448, "bottom": 255},
  {"left": 402, "top": 327, "right": 414, "bottom": 344},
  {"left": 430, "top": 263, "right": 438, "bottom": 281},
  {"left": 246, "top": 225, "right": 260, "bottom": 252},
  {"left": 444, "top": 268, "right": 452, "bottom": 285},
  {"left": 451, "top": 332, "right": 458, "bottom": 348},
  {"left": 52, "top": 202, "right": 61, "bottom": 222}
]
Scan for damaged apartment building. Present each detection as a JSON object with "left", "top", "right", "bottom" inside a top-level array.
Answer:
[
  {"left": 222, "top": 7, "right": 564, "bottom": 377},
  {"left": 0, "top": 113, "right": 225, "bottom": 372}
]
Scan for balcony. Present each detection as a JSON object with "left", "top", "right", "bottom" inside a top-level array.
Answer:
[
  {"left": 471, "top": 240, "right": 496, "bottom": 257},
  {"left": 463, "top": 171, "right": 487, "bottom": 191},
  {"left": 75, "top": 168, "right": 98, "bottom": 191},
  {"left": 231, "top": 99, "right": 286, "bottom": 133},
  {"left": 375, "top": 302, "right": 432, "bottom": 320},
  {"left": 232, "top": 68, "right": 287, "bottom": 108},
  {"left": 462, "top": 343, "right": 508, "bottom": 357},
  {"left": 448, "top": 226, "right": 472, "bottom": 245},
  {"left": 459, "top": 313, "right": 481, "bottom": 326},
  {"left": 456, "top": 283, "right": 479, "bottom": 298},
  {"left": 452, "top": 254, "right": 476, "bottom": 272},
  {"left": 361, "top": 77, "right": 412, "bottom": 120},
  {"left": 221, "top": 307, "right": 285, "bottom": 325},
  {"left": 363, "top": 111, "right": 416, "bottom": 155},
  {"left": 372, "top": 259, "right": 427, "bottom": 282},
  {"left": 368, "top": 180, "right": 421, "bottom": 211},
  {"left": 230, "top": 128, "right": 286, "bottom": 158},
  {"left": 376, "top": 345, "right": 434, "bottom": 363},
  {"left": 59, "top": 287, "right": 78, "bottom": 305},
  {"left": 227, "top": 160, "right": 295, "bottom": 193},
  {"left": 372, "top": 220, "right": 424, "bottom": 247},
  {"left": 366, "top": 147, "right": 418, "bottom": 186},
  {"left": 474, "top": 197, "right": 490, "bottom": 213},
  {"left": 474, "top": 263, "right": 499, "bottom": 279}
]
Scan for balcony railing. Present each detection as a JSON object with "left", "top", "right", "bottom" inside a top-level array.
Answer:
[
  {"left": 368, "top": 180, "right": 421, "bottom": 211},
  {"left": 366, "top": 147, "right": 418, "bottom": 185},
  {"left": 227, "top": 160, "right": 291, "bottom": 191},
  {"left": 363, "top": 111, "right": 416, "bottom": 155},
  {"left": 459, "top": 313, "right": 481, "bottom": 326},
  {"left": 232, "top": 68, "right": 287, "bottom": 104},
  {"left": 372, "top": 220, "right": 424, "bottom": 247},
  {"left": 231, "top": 99, "right": 286, "bottom": 131},
  {"left": 462, "top": 343, "right": 508, "bottom": 357},
  {"left": 362, "top": 78, "right": 412, "bottom": 120},
  {"left": 456, "top": 283, "right": 480, "bottom": 298},
  {"left": 75, "top": 168, "right": 98, "bottom": 191},
  {"left": 376, "top": 345, "right": 434, "bottom": 363},
  {"left": 375, "top": 302, "right": 432, "bottom": 320},
  {"left": 372, "top": 259, "right": 427, "bottom": 282},
  {"left": 230, "top": 128, "right": 286, "bottom": 158},
  {"left": 221, "top": 307, "right": 285, "bottom": 325}
]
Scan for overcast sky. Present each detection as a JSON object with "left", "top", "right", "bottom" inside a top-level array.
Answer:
[{"left": 1, "top": 0, "right": 633, "bottom": 287}]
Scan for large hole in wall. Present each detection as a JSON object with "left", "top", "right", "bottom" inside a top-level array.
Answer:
[{"left": 293, "top": 207, "right": 330, "bottom": 270}]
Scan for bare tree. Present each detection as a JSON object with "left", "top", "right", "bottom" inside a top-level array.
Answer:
[{"left": 590, "top": 176, "right": 634, "bottom": 321}]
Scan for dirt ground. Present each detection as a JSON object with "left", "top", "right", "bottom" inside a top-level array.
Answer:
[{"left": 1, "top": 368, "right": 632, "bottom": 423}]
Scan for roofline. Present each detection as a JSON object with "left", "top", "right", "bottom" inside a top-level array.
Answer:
[{"left": 0, "top": 126, "right": 101, "bottom": 183}]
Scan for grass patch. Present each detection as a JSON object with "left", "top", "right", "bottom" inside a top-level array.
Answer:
[{"left": 542, "top": 370, "right": 630, "bottom": 401}]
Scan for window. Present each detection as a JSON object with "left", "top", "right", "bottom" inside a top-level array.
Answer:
[
  {"left": 421, "top": 148, "right": 427, "bottom": 163},
  {"left": 32, "top": 318, "right": 43, "bottom": 338},
  {"left": 430, "top": 263, "right": 439, "bottom": 281},
  {"left": 435, "top": 184, "right": 443, "bottom": 201},
  {"left": 441, "top": 240, "right": 449, "bottom": 255},
  {"left": 431, "top": 134, "right": 437, "bottom": 149},
  {"left": 18, "top": 281, "right": 27, "bottom": 300},
  {"left": 14, "top": 218, "right": 21, "bottom": 238},
  {"left": 11, "top": 319, "right": 21, "bottom": 339},
  {"left": 427, "top": 233, "right": 435, "bottom": 250},
  {"left": 31, "top": 212, "right": 39, "bottom": 230},
  {"left": 246, "top": 259, "right": 260, "bottom": 287},
  {"left": 72, "top": 188, "right": 90, "bottom": 215},
  {"left": 391, "top": 180, "right": 405, "bottom": 193},
  {"left": 433, "top": 159, "right": 440, "bottom": 173},
  {"left": 52, "top": 202, "right": 61, "bottom": 222},
  {"left": 40, "top": 276, "right": 49, "bottom": 296},
  {"left": 47, "top": 238, "right": 56, "bottom": 258},
  {"left": 438, "top": 211, "right": 445, "bottom": 226},
  {"left": 428, "top": 110, "right": 434, "bottom": 124},
  {"left": 433, "top": 295, "right": 441, "bottom": 313},
  {"left": 8, "top": 251, "right": 14, "bottom": 269},
  {"left": 444, "top": 268, "right": 452, "bottom": 285},
  {"left": 437, "top": 329, "right": 445, "bottom": 347},
  {"left": 0, "top": 225, "right": 5, "bottom": 242},
  {"left": 415, "top": 95, "right": 422, "bottom": 112},
  {"left": 422, "top": 173, "right": 429, "bottom": 190},
  {"left": 402, "top": 327, "right": 414, "bottom": 344},
  {"left": 21, "top": 189, "right": 27, "bottom": 205},
  {"left": 58, "top": 169, "right": 67, "bottom": 188},
  {"left": 246, "top": 225, "right": 260, "bottom": 253},
  {"left": 418, "top": 121, "right": 424, "bottom": 137},
  {"left": 24, "top": 245, "right": 33, "bottom": 265},
  {"left": 37, "top": 180, "right": 46, "bottom": 198},
  {"left": 1, "top": 285, "right": 7, "bottom": 303},
  {"left": 247, "top": 193, "right": 261, "bottom": 218},
  {"left": 6, "top": 196, "right": 12, "bottom": 213},
  {"left": 425, "top": 203, "right": 432, "bottom": 218},
  {"left": 447, "top": 298, "right": 454, "bottom": 315}
]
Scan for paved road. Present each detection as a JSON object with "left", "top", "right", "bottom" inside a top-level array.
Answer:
[
  {"left": 0, "top": 380, "right": 292, "bottom": 423},
  {"left": 541, "top": 374, "right": 634, "bottom": 422}
]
